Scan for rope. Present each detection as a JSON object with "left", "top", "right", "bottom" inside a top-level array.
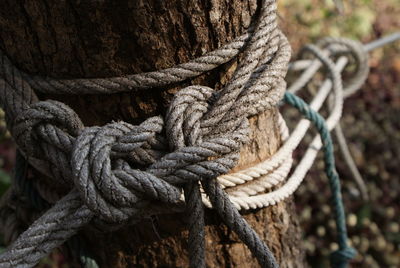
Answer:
[
  {"left": 16, "top": 2, "right": 279, "bottom": 95},
  {"left": 214, "top": 38, "right": 370, "bottom": 267},
  {"left": 334, "top": 119, "right": 369, "bottom": 201},
  {"left": 0, "top": 1, "right": 288, "bottom": 267},
  {"left": 211, "top": 34, "right": 400, "bottom": 208},
  {"left": 283, "top": 92, "right": 356, "bottom": 268},
  {"left": 217, "top": 38, "right": 370, "bottom": 211},
  {"left": 12, "top": 152, "right": 98, "bottom": 268},
  {"left": 0, "top": 0, "right": 396, "bottom": 263}
]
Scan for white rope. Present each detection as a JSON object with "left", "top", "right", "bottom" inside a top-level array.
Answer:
[
  {"left": 218, "top": 31, "right": 380, "bottom": 210},
  {"left": 217, "top": 54, "right": 357, "bottom": 210},
  {"left": 207, "top": 36, "right": 375, "bottom": 211},
  {"left": 217, "top": 113, "right": 290, "bottom": 189},
  {"left": 215, "top": 56, "right": 340, "bottom": 185}
]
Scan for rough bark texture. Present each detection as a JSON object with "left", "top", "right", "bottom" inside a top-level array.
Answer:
[{"left": 0, "top": 1, "right": 304, "bottom": 267}]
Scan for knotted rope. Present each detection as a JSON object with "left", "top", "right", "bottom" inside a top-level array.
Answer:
[
  {"left": 1, "top": 0, "right": 395, "bottom": 266},
  {"left": 0, "top": 1, "right": 289, "bottom": 267}
]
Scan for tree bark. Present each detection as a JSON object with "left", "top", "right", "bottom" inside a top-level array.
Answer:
[{"left": 0, "top": 1, "right": 304, "bottom": 267}]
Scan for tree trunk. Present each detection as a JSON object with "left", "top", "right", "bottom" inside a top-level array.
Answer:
[{"left": 0, "top": 1, "right": 304, "bottom": 267}]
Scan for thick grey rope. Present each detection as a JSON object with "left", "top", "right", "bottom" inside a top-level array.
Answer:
[
  {"left": 203, "top": 179, "right": 278, "bottom": 267},
  {"left": 0, "top": 0, "right": 288, "bottom": 267},
  {"left": 21, "top": 35, "right": 251, "bottom": 95},
  {"left": 1, "top": 29, "right": 394, "bottom": 268},
  {"left": 166, "top": 86, "right": 210, "bottom": 268},
  {"left": 0, "top": 191, "right": 91, "bottom": 268},
  {"left": 17, "top": 2, "right": 274, "bottom": 95}
]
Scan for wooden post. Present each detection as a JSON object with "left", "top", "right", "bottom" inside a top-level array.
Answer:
[{"left": 0, "top": 1, "right": 304, "bottom": 267}]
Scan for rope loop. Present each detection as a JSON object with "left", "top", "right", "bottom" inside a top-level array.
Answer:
[
  {"left": 300, "top": 44, "right": 343, "bottom": 94},
  {"left": 317, "top": 37, "right": 370, "bottom": 96},
  {"left": 12, "top": 100, "right": 83, "bottom": 157},
  {"left": 166, "top": 85, "right": 214, "bottom": 149},
  {"left": 109, "top": 116, "right": 165, "bottom": 164},
  {"left": 3, "top": 28, "right": 398, "bottom": 267},
  {"left": 0, "top": 1, "right": 318, "bottom": 267}
]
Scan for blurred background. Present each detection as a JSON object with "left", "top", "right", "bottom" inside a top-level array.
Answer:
[
  {"left": 279, "top": 0, "right": 400, "bottom": 267},
  {"left": 0, "top": 0, "right": 399, "bottom": 267}
]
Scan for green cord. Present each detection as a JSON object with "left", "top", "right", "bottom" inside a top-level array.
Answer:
[{"left": 284, "top": 91, "right": 355, "bottom": 268}]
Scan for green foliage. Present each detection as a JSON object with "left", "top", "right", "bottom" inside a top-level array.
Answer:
[{"left": 280, "top": 0, "right": 376, "bottom": 39}]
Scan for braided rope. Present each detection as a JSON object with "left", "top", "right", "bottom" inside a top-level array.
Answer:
[
  {"left": 211, "top": 39, "right": 369, "bottom": 268},
  {"left": 17, "top": 1, "right": 278, "bottom": 95},
  {"left": 13, "top": 151, "right": 97, "bottom": 268},
  {"left": 0, "top": 35, "right": 370, "bottom": 268}
]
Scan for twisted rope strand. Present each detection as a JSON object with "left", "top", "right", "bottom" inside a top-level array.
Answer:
[
  {"left": 202, "top": 179, "right": 278, "bottom": 268},
  {"left": 0, "top": 191, "right": 92, "bottom": 268},
  {"left": 334, "top": 123, "right": 369, "bottom": 201},
  {"left": 8, "top": 2, "right": 281, "bottom": 95}
]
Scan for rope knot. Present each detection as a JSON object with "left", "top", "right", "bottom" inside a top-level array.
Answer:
[
  {"left": 166, "top": 85, "right": 214, "bottom": 150},
  {"left": 71, "top": 117, "right": 181, "bottom": 223},
  {"left": 317, "top": 37, "right": 369, "bottom": 96},
  {"left": 161, "top": 85, "right": 251, "bottom": 186},
  {"left": 330, "top": 247, "right": 357, "bottom": 267},
  {"left": 12, "top": 100, "right": 83, "bottom": 157}
]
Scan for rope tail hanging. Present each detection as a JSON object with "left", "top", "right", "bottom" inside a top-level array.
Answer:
[{"left": 0, "top": 0, "right": 399, "bottom": 266}]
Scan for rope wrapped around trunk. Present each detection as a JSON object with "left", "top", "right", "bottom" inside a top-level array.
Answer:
[
  {"left": 1, "top": 0, "right": 393, "bottom": 266},
  {"left": 0, "top": 0, "right": 289, "bottom": 267}
]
